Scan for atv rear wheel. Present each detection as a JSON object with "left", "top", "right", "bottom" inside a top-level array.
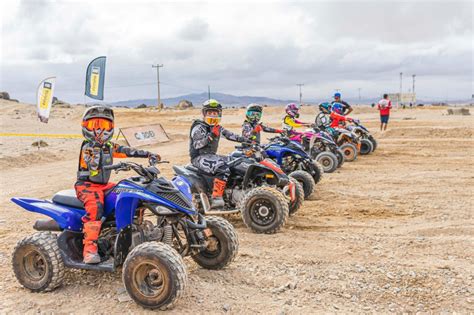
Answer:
[
  {"left": 240, "top": 187, "right": 289, "bottom": 234},
  {"left": 123, "top": 242, "right": 187, "bottom": 310},
  {"left": 360, "top": 139, "right": 374, "bottom": 155},
  {"left": 287, "top": 178, "right": 304, "bottom": 215},
  {"left": 315, "top": 151, "right": 338, "bottom": 173},
  {"left": 339, "top": 143, "right": 357, "bottom": 162},
  {"left": 289, "top": 170, "right": 315, "bottom": 199},
  {"left": 12, "top": 232, "right": 65, "bottom": 292},
  {"left": 312, "top": 160, "right": 324, "bottom": 184},
  {"left": 192, "top": 216, "right": 239, "bottom": 270}
]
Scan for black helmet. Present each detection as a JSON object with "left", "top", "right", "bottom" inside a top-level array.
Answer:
[
  {"left": 81, "top": 106, "right": 114, "bottom": 144},
  {"left": 202, "top": 99, "right": 222, "bottom": 125}
]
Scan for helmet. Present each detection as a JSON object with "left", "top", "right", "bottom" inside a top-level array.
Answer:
[
  {"left": 246, "top": 103, "right": 263, "bottom": 122},
  {"left": 334, "top": 92, "right": 341, "bottom": 99},
  {"left": 331, "top": 102, "right": 343, "bottom": 114},
  {"left": 81, "top": 106, "right": 114, "bottom": 144},
  {"left": 319, "top": 102, "right": 332, "bottom": 114},
  {"left": 202, "top": 99, "right": 222, "bottom": 125},
  {"left": 285, "top": 103, "right": 300, "bottom": 118}
]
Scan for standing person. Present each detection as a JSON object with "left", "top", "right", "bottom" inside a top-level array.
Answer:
[
  {"left": 332, "top": 92, "right": 353, "bottom": 115},
  {"left": 242, "top": 103, "right": 283, "bottom": 143},
  {"left": 377, "top": 94, "right": 392, "bottom": 131},
  {"left": 76, "top": 106, "right": 160, "bottom": 263},
  {"left": 189, "top": 99, "right": 247, "bottom": 209}
]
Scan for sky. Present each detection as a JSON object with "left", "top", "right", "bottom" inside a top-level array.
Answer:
[{"left": 0, "top": 0, "right": 472, "bottom": 104}]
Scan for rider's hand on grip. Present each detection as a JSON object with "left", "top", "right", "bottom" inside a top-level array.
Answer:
[{"left": 149, "top": 153, "right": 161, "bottom": 165}]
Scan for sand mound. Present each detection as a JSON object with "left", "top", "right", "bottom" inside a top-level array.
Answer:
[{"left": 0, "top": 151, "right": 63, "bottom": 169}]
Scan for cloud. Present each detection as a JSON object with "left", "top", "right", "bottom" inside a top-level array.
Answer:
[{"left": 0, "top": 0, "right": 472, "bottom": 103}]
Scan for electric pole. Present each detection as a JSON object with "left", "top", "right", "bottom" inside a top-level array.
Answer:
[
  {"left": 208, "top": 85, "right": 211, "bottom": 99},
  {"left": 412, "top": 74, "right": 416, "bottom": 105},
  {"left": 297, "top": 84, "right": 304, "bottom": 104},
  {"left": 152, "top": 64, "right": 164, "bottom": 108},
  {"left": 358, "top": 88, "right": 361, "bottom": 103},
  {"left": 399, "top": 72, "right": 403, "bottom": 108}
]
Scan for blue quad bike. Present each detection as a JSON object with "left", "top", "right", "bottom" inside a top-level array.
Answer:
[
  {"left": 263, "top": 135, "right": 324, "bottom": 199},
  {"left": 174, "top": 144, "right": 301, "bottom": 234},
  {"left": 11, "top": 161, "right": 238, "bottom": 310}
]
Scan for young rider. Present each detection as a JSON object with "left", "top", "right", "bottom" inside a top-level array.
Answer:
[
  {"left": 189, "top": 99, "right": 247, "bottom": 209},
  {"left": 282, "top": 103, "right": 311, "bottom": 133},
  {"left": 331, "top": 92, "right": 353, "bottom": 115},
  {"left": 329, "top": 102, "right": 354, "bottom": 128},
  {"left": 241, "top": 103, "right": 283, "bottom": 143},
  {"left": 76, "top": 106, "right": 160, "bottom": 264},
  {"left": 315, "top": 102, "right": 333, "bottom": 129}
]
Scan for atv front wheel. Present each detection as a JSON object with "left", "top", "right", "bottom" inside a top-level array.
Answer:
[
  {"left": 360, "top": 139, "right": 374, "bottom": 155},
  {"left": 368, "top": 135, "right": 378, "bottom": 152},
  {"left": 335, "top": 149, "right": 345, "bottom": 168},
  {"left": 339, "top": 143, "right": 358, "bottom": 162},
  {"left": 12, "top": 232, "right": 65, "bottom": 292},
  {"left": 123, "top": 242, "right": 187, "bottom": 310},
  {"left": 311, "top": 160, "right": 324, "bottom": 184},
  {"left": 289, "top": 170, "right": 315, "bottom": 199},
  {"left": 240, "top": 187, "right": 289, "bottom": 234},
  {"left": 192, "top": 216, "right": 239, "bottom": 270},
  {"left": 316, "top": 151, "right": 338, "bottom": 173},
  {"left": 288, "top": 178, "right": 304, "bottom": 215}
]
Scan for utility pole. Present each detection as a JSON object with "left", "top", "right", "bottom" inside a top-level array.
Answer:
[
  {"left": 358, "top": 88, "right": 361, "bottom": 103},
  {"left": 296, "top": 84, "right": 304, "bottom": 104},
  {"left": 412, "top": 74, "right": 416, "bottom": 105},
  {"left": 399, "top": 72, "right": 403, "bottom": 108},
  {"left": 152, "top": 64, "right": 164, "bottom": 108},
  {"left": 208, "top": 85, "right": 211, "bottom": 99}
]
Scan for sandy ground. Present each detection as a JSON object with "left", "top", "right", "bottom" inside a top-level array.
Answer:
[{"left": 0, "top": 100, "right": 473, "bottom": 314}]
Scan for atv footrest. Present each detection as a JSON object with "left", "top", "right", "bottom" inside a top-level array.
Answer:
[{"left": 63, "top": 257, "right": 115, "bottom": 272}]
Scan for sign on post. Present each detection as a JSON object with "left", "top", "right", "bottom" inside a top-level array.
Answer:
[{"left": 117, "top": 124, "right": 170, "bottom": 147}]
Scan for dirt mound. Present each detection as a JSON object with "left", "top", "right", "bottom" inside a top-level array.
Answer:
[{"left": 0, "top": 151, "right": 62, "bottom": 169}]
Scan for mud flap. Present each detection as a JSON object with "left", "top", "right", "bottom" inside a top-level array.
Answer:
[{"left": 114, "top": 224, "right": 132, "bottom": 267}]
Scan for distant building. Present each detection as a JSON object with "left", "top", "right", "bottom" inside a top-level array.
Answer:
[{"left": 387, "top": 93, "right": 416, "bottom": 106}]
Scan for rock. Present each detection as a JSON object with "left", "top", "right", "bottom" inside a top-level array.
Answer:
[
  {"left": 222, "top": 304, "right": 231, "bottom": 312},
  {"left": 0, "top": 91, "right": 10, "bottom": 100},
  {"left": 177, "top": 100, "right": 193, "bottom": 109},
  {"left": 117, "top": 294, "right": 132, "bottom": 302},
  {"left": 32, "top": 140, "right": 49, "bottom": 148}
]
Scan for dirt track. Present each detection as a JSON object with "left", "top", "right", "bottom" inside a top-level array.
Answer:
[{"left": 0, "top": 101, "right": 473, "bottom": 313}]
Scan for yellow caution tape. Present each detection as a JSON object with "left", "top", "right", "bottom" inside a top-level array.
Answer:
[{"left": 0, "top": 133, "right": 125, "bottom": 139}]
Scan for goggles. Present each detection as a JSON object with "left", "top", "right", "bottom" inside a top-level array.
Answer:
[
  {"left": 82, "top": 118, "right": 114, "bottom": 131},
  {"left": 247, "top": 111, "right": 262, "bottom": 119}
]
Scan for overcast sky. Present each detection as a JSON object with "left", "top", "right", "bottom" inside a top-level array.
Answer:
[{"left": 1, "top": 0, "right": 472, "bottom": 104}]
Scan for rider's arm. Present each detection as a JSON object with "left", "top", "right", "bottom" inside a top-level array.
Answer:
[
  {"left": 342, "top": 101, "right": 353, "bottom": 115},
  {"left": 112, "top": 143, "right": 153, "bottom": 159},
  {"left": 82, "top": 146, "right": 100, "bottom": 170},
  {"left": 191, "top": 124, "right": 212, "bottom": 149},
  {"left": 222, "top": 127, "right": 246, "bottom": 142},
  {"left": 261, "top": 123, "right": 282, "bottom": 133},
  {"left": 284, "top": 116, "right": 304, "bottom": 128}
]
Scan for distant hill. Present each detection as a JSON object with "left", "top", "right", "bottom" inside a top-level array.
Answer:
[{"left": 110, "top": 92, "right": 296, "bottom": 107}]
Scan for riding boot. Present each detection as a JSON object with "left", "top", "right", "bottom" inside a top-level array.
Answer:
[
  {"left": 211, "top": 178, "right": 226, "bottom": 209},
  {"left": 83, "top": 220, "right": 101, "bottom": 264}
]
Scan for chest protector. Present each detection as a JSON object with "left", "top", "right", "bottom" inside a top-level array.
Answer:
[
  {"left": 189, "top": 120, "right": 220, "bottom": 160},
  {"left": 77, "top": 141, "right": 114, "bottom": 184}
]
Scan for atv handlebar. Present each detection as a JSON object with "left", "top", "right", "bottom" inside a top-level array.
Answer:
[{"left": 104, "top": 161, "right": 169, "bottom": 181}]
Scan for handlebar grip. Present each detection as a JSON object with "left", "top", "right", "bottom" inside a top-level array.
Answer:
[{"left": 103, "top": 164, "right": 122, "bottom": 171}]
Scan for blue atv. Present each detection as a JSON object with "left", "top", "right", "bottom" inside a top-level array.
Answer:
[
  {"left": 11, "top": 161, "right": 238, "bottom": 310},
  {"left": 263, "top": 136, "right": 324, "bottom": 199}
]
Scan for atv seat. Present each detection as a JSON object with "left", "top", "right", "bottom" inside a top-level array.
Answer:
[
  {"left": 184, "top": 164, "right": 214, "bottom": 176},
  {"left": 52, "top": 190, "right": 84, "bottom": 209}
]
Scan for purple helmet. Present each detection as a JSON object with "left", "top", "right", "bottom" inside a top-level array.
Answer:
[{"left": 285, "top": 103, "right": 300, "bottom": 118}]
